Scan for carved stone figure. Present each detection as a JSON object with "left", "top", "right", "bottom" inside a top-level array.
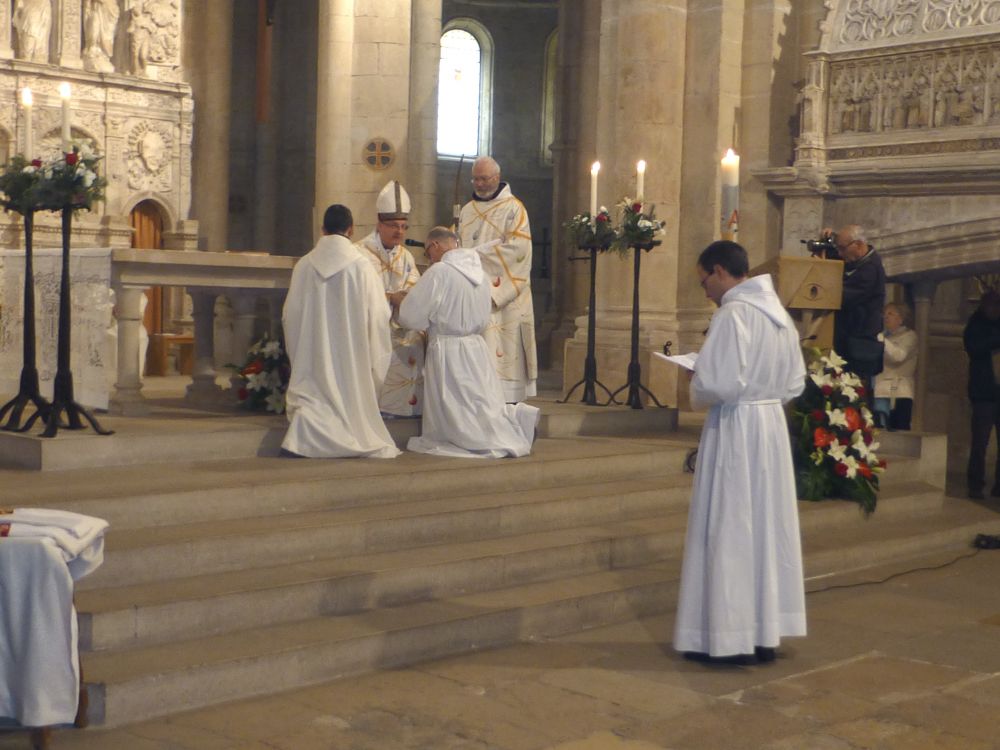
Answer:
[
  {"left": 13, "top": 0, "right": 52, "bottom": 63},
  {"left": 126, "top": 0, "right": 155, "bottom": 75},
  {"left": 904, "top": 73, "right": 930, "bottom": 128},
  {"left": 883, "top": 72, "right": 905, "bottom": 130},
  {"left": 83, "top": 0, "right": 121, "bottom": 73}
]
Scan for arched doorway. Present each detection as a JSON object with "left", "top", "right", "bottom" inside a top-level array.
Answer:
[{"left": 129, "top": 200, "right": 165, "bottom": 375}]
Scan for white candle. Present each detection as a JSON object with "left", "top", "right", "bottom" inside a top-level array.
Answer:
[
  {"left": 636, "top": 160, "right": 646, "bottom": 203},
  {"left": 58, "top": 82, "right": 72, "bottom": 153},
  {"left": 721, "top": 148, "right": 740, "bottom": 187},
  {"left": 590, "top": 161, "right": 600, "bottom": 217},
  {"left": 21, "top": 88, "right": 33, "bottom": 158}
]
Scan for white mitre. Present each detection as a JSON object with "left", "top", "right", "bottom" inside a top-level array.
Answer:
[{"left": 376, "top": 180, "right": 411, "bottom": 220}]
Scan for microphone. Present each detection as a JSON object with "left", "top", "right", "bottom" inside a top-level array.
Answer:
[{"left": 404, "top": 238, "right": 425, "bottom": 248}]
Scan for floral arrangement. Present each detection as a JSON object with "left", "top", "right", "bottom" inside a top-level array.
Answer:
[
  {"left": 32, "top": 144, "right": 106, "bottom": 211},
  {"left": 0, "top": 144, "right": 105, "bottom": 214},
  {"left": 790, "top": 349, "right": 885, "bottom": 515},
  {"left": 0, "top": 155, "right": 43, "bottom": 214},
  {"left": 563, "top": 207, "right": 618, "bottom": 249},
  {"left": 612, "top": 198, "right": 665, "bottom": 251},
  {"left": 229, "top": 336, "right": 291, "bottom": 414}
]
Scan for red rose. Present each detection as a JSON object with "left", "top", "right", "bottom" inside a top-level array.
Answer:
[
  {"left": 242, "top": 360, "right": 264, "bottom": 375},
  {"left": 30, "top": 159, "right": 42, "bottom": 168},
  {"left": 863, "top": 433, "right": 873, "bottom": 445},
  {"left": 632, "top": 202, "right": 643, "bottom": 213},
  {"left": 856, "top": 385, "right": 866, "bottom": 396},
  {"left": 596, "top": 213, "right": 609, "bottom": 223},
  {"left": 813, "top": 428, "right": 834, "bottom": 448},
  {"left": 65, "top": 152, "right": 78, "bottom": 165},
  {"left": 858, "top": 462, "right": 872, "bottom": 479},
  {"left": 877, "top": 458, "right": 888, "bottom": 468},
  {"left": 821, "top": 385, "right": 833, "bottom": 396},
  {"left": 834, "top": 462, "right": 848, "bottom": 477},
  {"left": 810, "top": 409, "right": 825, "bottom": 422},
  {"left": 844, "top": 406, "right": 862, "bottom": 432},
  {"left": 237, "top": 387, "right": 249, "bottom": 401}
]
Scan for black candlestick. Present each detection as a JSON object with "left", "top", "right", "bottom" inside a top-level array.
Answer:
[
  {"left": 40, "top": 206, "right": 113, "bottom": 438},
  {"left": 0, "top": 210, "right": 52, "bottom": 431},
  {"left": 607, "top": 241, "right": 665, "bottom": 409},
  {"left": 560, "top": 245, "right": 615, "bottom": 406}
]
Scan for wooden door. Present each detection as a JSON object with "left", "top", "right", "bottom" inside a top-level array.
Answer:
[{"left": 129, "top": 201, "right": 165, "bottom": 375}]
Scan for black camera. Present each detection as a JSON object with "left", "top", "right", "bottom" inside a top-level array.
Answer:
[{"left": 801, "top": 236, "right": 838, "bottom": 259}]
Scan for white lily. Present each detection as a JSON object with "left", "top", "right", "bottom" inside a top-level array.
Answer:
[
  {"left": 852, "top": 431, "right": 879, "bottom": 460},
  {"left": 841, "top": 385, "right": 859, "bottom": 402},
  {"left": 265, "top": 391, "right": 285, "bottom": 413},
  {"left": 823, "top": 351, "right": 848, "bottom": 370},
  {"left": 841, "top": 455, "right": 859, "bottom": 478},
  {"left": 810, "top": 372, "right": 833, "bottom": 388},
  {"left": 262, "top": 340, "right": 282, "bottom": 359},
  {"left": 828, "top": 409, "right": 848, "bottom": 428},
  {"left": 827, "top": 439, "right": 848, "bottom": 462},
  {"left": 246, "top": 372, "right": 267, "bottom": 391}
]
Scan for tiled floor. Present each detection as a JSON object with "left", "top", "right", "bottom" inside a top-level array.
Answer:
[{"left": 4, "top": 546, "right": 1000, "bottom": 749}]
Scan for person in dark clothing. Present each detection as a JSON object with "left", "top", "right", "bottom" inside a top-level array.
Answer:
[
  {"left": 829, "top": 225, "right": 887, "bottom": 400},
  {"left": 963, "top": 290, "right": 1000, "bottom": 499}
]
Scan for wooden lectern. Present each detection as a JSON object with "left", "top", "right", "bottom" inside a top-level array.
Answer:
[{"left": 751, "top": 256, "right": 843, "bottom": 349}]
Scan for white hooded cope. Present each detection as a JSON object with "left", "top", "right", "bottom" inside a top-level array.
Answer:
[
  {"left": 282, "top": 233, "right": 400, "bottom": 458},
  {"left": 673, "top": 273, "right": 807, "bottom": 657},
  {"left": 399, "top": 246, "right": 539, "bottom": 458}
]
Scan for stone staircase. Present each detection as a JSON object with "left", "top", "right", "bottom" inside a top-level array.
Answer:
[{"left": 4, "top": 406, "right": 1000, "bottom": 730}]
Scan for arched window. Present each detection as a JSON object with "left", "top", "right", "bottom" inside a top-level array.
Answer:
[
  {"left": 540, "top": 30, "right": 558, "bottom": 165},
  {"left": 437, "top": 20, "right": 493, "bottom": 158}
]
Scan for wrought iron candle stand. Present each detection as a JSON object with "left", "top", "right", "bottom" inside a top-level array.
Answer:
[
  {"left": 0, "top": 209, "right": 52, "bottom": 431},
  {"left": 607, "top": 240, "right": 665, "bottom": 409},
  {"left": 40, "top": 205, "right": 113, "bottom": 438},
  {"left": 560, "top": 243, "right": 615, "bottom": 406}
]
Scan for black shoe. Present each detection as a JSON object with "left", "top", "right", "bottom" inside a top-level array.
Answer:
[
  {"left": 969, "top": 488, "right": 985, "bottom": 500},
  {"left": 683, "top": 651, "right": 752, "bottom": 665},
  {"left": 682, "top": 651, "right": 711, "bottom": 662},
  {"left": 754, "top": 646, "right": 777, "bottom": 663}
]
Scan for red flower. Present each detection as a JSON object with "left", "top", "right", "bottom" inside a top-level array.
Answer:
[
  {"left": 632, "top": 202, "right": 643, "bottom": 213},
  {"left": 858, "top": 462, "right": 873, "bottom": 479},
  {"left": 810, "top": 409, "right": 825, "bottom": 422},
  {"left": 237, "top": 387, "right": 249, "bottom": 401},
  {"left": 821, "top": 385, "right": 833, "bottom": 396},
  {"left": 30, "top": 159, "right": 42, "bottom": 168},
  {"left": 856, "top": 385, "right": 866, "bottom": 396},
  {"left": 813, "top": 428, "right": 834, "bottom": 448},
  {"left": 844, "top": 406, "right": 862, "bottom": 432},
  {"left": 863, "top": 432, "right": 873, "bottom": 445},
  {"left": 242, "top": 360, "right": 263, "bottom": 375},
  {"left": 596, "top": 213, "right": 609, "bottom": 223},
  {"left": 834, "top": 462, "right": 848, "bottom": 477},
  {"left": 65, "top": 152, "right": 78, "bottom": 165},
  {"left": 408, "top": 395, "right": 418, "bottom": 406},
  {"left": 877, "top": 458, "right": 888, "bottom": 468}
]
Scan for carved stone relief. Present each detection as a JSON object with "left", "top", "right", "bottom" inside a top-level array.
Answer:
[
  {"left": 13, "top": 0, "right": 52, "bottom": 63},
  {"left": 126, "top": 120, "right": 173, "bottom": 192},
  {"left": 837, "top": 0, "right": 1000, "bottom": 46},
  {"left": 83, "top": 0, "right": 121, "bottom": 73},
  {"left": 825, "top": 45, "right": 1000, "bottom": 135},
  {"left": 126, "top": 0, "right": 180, "bottom": 79}
]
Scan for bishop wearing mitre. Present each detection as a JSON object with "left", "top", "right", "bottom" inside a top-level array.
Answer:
[
  {"left": 458, "top": 157, "right": 537, "bottom": 402},
  {"left": 356, "top": 181, "right": 425, "bottom": 416}
]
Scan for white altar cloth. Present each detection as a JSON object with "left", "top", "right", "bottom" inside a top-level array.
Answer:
[
  {"left": 0, "top": 510, "right": 108, "bottom": 727},
  {"left": 0, "top": 247, "right": 113, "bottom": 410}
]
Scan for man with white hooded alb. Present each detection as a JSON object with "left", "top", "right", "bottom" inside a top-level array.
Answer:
[
  {"left": 673, "top": 240, "right": 807, "bottom": 663},
  {"left": 399, "top": 227, "right": 539, "bottom": 458},
  {"left": 281, "top": 204, "right": 400, "bottom": 459}
]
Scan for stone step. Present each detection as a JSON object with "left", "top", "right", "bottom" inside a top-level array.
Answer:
[
  {"left": 796, "top": 480, "right": 944, "bottom": 533},
  {"left": 82, "top": 475, "right": 691, "bottom": 589},
  {"left": 81, "top": 490, "right": 1000, "bottom": 729},
  {"left": 83, "top": 563, "right": 679, "bottom": 728},
  {"left": 78, "top": 515, "right": 689, "bottom": 652},
  {"left": 6, "top": 437, "right": 694, "bottom": 530}
]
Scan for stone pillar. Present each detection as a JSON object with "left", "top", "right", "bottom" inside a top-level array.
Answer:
[
  {"left": 267, "top": 291, "right": 285, "bottom": 339},
  {"left": 407, "top": 0, "right": 440, "bottom": 245},
  {"left": 781, "top": 195, "right": 826, "bottom": 254},
  {"left": 314, "top": 0, "right": 355, "bottom": 234},
  {"left": 0, "top": 2, "right": 13, "bottom": 59},
  {"left": 186, "top": 290, "right": 223, "bottom": 403},
  {"left": 229, "top": 293, "right": 258, "bottom": 389},
  {"left": 912, "top": 279, "right": 936, "bottom": 432},
  {"left": 254, "top": 0, "right": 277, "bottom": 252},
  {"left": 58, "top": 0, "right": 83, "bottom": 68},
  {"left": 185, "top": 0, "right": 234, "bottom": 251},
  {"left": 109, "top": 285, "right": 150, "bottom": 415}
]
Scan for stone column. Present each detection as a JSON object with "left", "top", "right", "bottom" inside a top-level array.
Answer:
[
  {"left": 58, "top": 0, "right": 83, "bottom": 68},
  {"left": 184, "top": 0, "right": 234, "bottom": 251},
  {"left": 109, "top": 285, "right": 150, "bottom": 416},
  {"left": 407, "top": 0, "right": 441, "bottom": 245},
  {"left": 314, "top": 0, "right": 356, "bottom": 234},
  {"left": 186, "top": 290, "right": 223, "bottom": 403},
  {"left": 229, "top": 293, "right": 258, "bottom": 389},
  {"left": 0, "top": 2, "right": 13, "bottom": 59},
  {"left": 254, "top": 0, "right": 277, "bottom": 252},
  {"left": 912, "top": 279, "right": 936, "bottom": 432}
]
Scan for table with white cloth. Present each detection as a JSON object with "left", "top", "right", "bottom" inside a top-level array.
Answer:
[{"left": 0, "top": 509, "right": 108, "bottom": 730}]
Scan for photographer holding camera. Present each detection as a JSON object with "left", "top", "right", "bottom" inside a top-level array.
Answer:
[{"left": 822, "top": 224, "right": 887, "bottom": 400}]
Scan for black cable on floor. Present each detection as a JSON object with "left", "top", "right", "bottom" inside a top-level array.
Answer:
[{"left": 807, "top": 547, "right": 983, "bottom": 595}]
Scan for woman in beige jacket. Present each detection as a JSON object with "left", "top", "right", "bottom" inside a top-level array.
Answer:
[{"left": 874, "top": 302, "right": 918, "bottom": 430}]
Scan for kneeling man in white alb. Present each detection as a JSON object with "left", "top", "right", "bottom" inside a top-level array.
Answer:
[{"left": 399, "top": 227, "right": 539, "bottom": 458}]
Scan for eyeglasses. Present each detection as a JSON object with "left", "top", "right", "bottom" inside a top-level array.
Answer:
[
  {"left": 835, "top": 239, "right": 858, "bottom": 252},
  {"left": 699, "top": 270, "right": 714, "bottom": 289},
  {"left": 379, "top": 220, "right": 408, "bottom": 231},
  {"left": 470, "top": 174, "right": 498, "bottom": 184}
]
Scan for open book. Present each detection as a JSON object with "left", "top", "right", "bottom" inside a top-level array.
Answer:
[{"left": 652, "top": 350, "right": 699, "bottom": 371}]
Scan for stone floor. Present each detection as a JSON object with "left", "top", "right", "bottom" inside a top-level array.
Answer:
[{"left": 3, "top": 544, "right": 1000, "bottom": 750}]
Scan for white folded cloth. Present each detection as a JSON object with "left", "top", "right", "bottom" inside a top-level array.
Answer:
[{"left": 0, "top": 508, "right": 109, "bottom": 580}]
